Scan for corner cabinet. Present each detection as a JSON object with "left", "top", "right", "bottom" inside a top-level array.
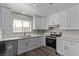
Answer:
[
  {"left": 0, "top": 7, "right": 13, "bottom": 34},
  {"left": 33, "top": 15, "right": 48, "bottom": 30}
]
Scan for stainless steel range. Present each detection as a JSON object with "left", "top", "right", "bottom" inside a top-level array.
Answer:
[{"left": 46, "top": 32, "right": 62, "bottom": 49}]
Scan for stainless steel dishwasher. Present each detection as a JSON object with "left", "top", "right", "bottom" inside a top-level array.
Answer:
[
  {"left": 5, "top": 40, "right": 18, "bottom": 56},
  {"left": 0, "top": 41, "right": 6, "bottom": 56}
]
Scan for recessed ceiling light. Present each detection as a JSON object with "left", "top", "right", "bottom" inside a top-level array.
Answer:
[{"left": 22, "top": 12, "right": 26, "bottom": 14}]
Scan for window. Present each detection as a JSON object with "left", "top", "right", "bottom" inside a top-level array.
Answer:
[
  {"left": 23, "top": 20, "right": 31, "bottom": 32},
  {"left": 13, "top": 19, "right": 31, "bottom": 32}
]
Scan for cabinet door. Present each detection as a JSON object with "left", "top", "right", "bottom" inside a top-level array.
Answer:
[
  {"left": 18, "top": 39, "right": 31, "bottom": 54},
  {"left": 47, "top": 15, "right": 53, "bottom": 25},
  {"left": 68, "top": 6, "right": 79, "bottom": 29},
  {"left": 33, "top": 16, "right": 41, "bottom": 29},
  {"left": 33, "top": 16, "right": 47, "bottom": 29},
  {"left": 57, "top": 39, "right": 72, "bottom": 56},
  {"left": 40, "top": 36, "right": 46, "bottom": 46},
  {"left": 64, "top": 40, "right": 79, "bottom": 56},
  {"left": 64, "top": 40, "right": 71, "bottom": 56},
  {"left": 52, "top": 14, "right": 59, "bottom": 25},
  {"left": 30, "top": 38, "right": 39, "bottom": 49},
  {"left": 36, "top": 37, "right": 43, "bottom": 47},
  {"left": 47, "top": 13, "right": 58, "bottom": 26},
  {"left": 32, "top": 37, "right": 44, "bottom": 48},
  {"left": 56, "top": 38, "right": 65, "bottom": 55},
  {"left": 58, "top": 10, "right": 67, "bottom": 29},
  {"left": 69, "top": 42, "right": 79, "bottom": 56},
  {"left": 40, "top": 17, "right": 48, "bottom": 29},
  {"left": 1, "top": 7, "right": 13, "bottom": 33}
]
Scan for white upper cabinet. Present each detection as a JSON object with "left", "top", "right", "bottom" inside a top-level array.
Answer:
[
  {"left": 68, "top": 6, "right": 79, "bottom": 29},
  {"left": 58, "top": 5, "right": 79, "bottom": 30},
  {"left": 46, "top": 5, "right": 79, "bottom": 30},
  {"left": 33, "top": 15, "right": 48, "bottom": 30},
  {"left": 58, "top": 10, "right": 68, "bottom": 29},
  {"left": 0, "top": 7, "right": 13, "bottom": 33},
  {"left": 47, "top": 13, "right": 59, "bottom": 26}
]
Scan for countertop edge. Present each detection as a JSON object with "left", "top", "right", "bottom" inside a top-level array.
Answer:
[{"left": 0, "top": 35, "right": 43, "bottom": 42}]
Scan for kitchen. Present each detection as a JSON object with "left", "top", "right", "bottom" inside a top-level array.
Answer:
[{"left": 0, "top": 3, "right": 79, "bottom": 56}]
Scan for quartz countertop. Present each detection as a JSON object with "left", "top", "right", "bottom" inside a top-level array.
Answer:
[{"left": 0, "top": 35, "right": 43, "bottom": 42}]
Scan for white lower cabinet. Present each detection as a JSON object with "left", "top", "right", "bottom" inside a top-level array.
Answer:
[
  {"left": 64, "top": 40, "right": 79, "bottom": 56},
  {"left": 18, "top": 36, "right": 45, "bottom": 55},
  {"left": 58, "top": 10, "right": 68, "bottom": 29},
  {"left": 57, "top": 37, "right": 79, "bottom": 56},
  {"left": 69, "top": 42, "right": 79, "bottom": 56},
  {"left": 56, "top": 38, "right": 64, "bottom": 55},
  {"left": 63, "top": 40, "right": 71, "bottom": 56},
  {"left": 18, "top": 39, "right": 31, "bottom": 54}
]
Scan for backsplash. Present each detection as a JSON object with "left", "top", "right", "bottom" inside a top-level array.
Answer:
[
  {"left": 44, "top": 27, "right": 79, "bottom": 38},
  {"left": 44, "top": 28, "right": 60, "bottom": 36},
  {"left": 2, "top": 28, "right": 79, "bottom": 38},
  {"left": 2, "top": 30, "right": 45, "bottom": 38},
  {"left": 62, "top": 30, "right": 79, "bottom": 37}
]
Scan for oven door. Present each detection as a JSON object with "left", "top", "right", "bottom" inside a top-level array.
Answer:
[{"left": 46, "top": 38, "right": 56, "bottom": 49}]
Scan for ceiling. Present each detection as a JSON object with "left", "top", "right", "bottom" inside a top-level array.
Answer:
[{"left": 0, "top": 3, "right": 79, "bottom": 16}]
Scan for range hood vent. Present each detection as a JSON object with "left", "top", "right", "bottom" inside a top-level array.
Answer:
[{"left": 48, "top": 24, "right": 59, "bottom": 29}]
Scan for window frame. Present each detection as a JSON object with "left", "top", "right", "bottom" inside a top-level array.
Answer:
[{"left": 13, "top": 18, "right": 32, "bottom": 33}]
